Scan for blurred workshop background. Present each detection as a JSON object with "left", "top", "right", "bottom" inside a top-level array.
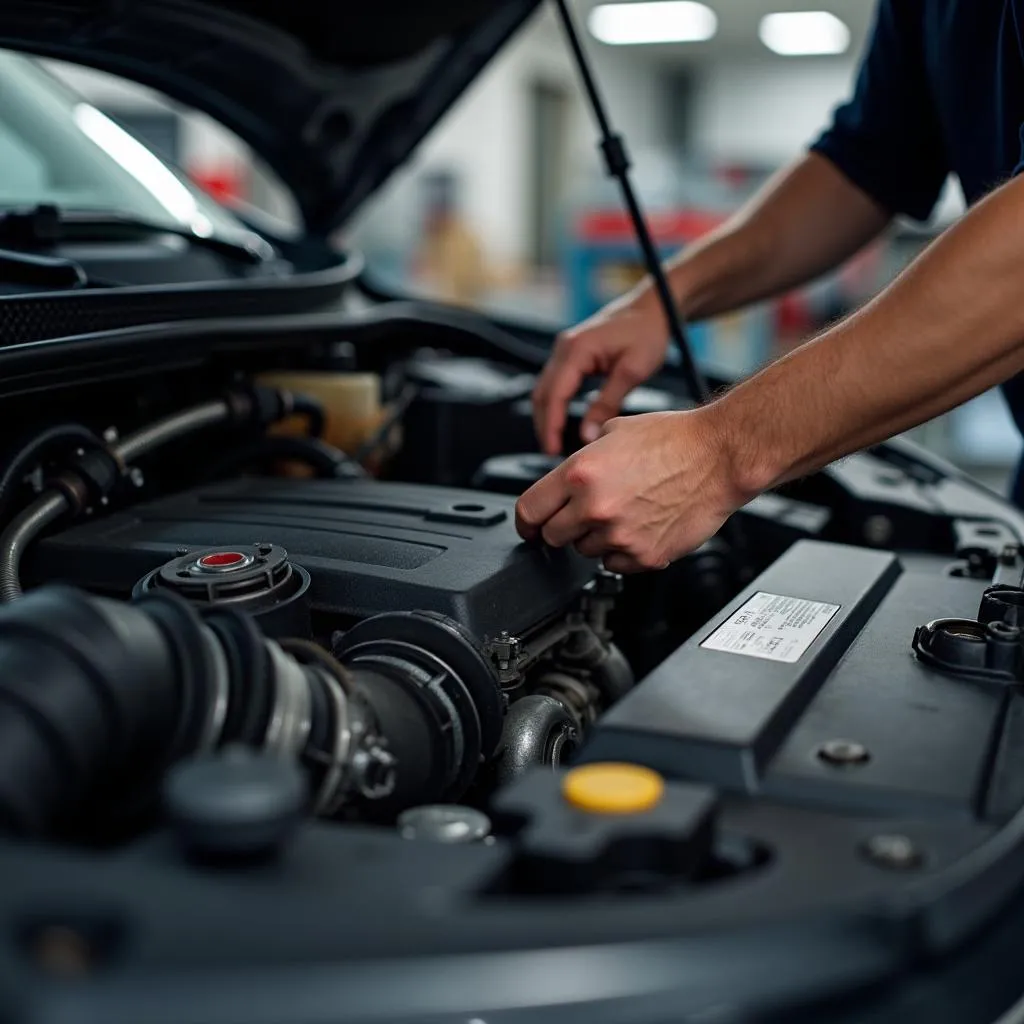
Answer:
[{"left": 35, "top": 0, "right": 1018, "bottom": 491}]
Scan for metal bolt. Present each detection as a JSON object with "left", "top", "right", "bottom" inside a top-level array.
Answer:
[
  {"left": 102, "top": 427, "right": 119, "bottom": 444},
  {"left": 862, "top": 834, "right": 924, "bottom": 871},
  {"left": 398, "top": 806, "right": 492, "bottom": 844},
  {"left": 129, "top": 468, "right": 145, "bottom": 488},
  {"left": 1002, "top": 545, "right": 1020, "bottom": 567},
  {"left": 863, "top": 515, "right": 894, "bottom": 546},
  {"left": 354, "top": 745, "right": 397, "bottom": 801},
  {"left": 817, "top": 739, "right": 871, "bottom": 767},
  {"left": 487, "top": 632, "right": 523, "bottom": 687},
  {"left": 493, "top": 632, "right": 520, "bottom": 667},
  {"left": 175, "top": 546, "right": 190, "bottom": 557},
  {"left": 594, "top": 566, "right": 624, "bottom": 596},
  {"left": 258, "top": 543, "right": 274, "bottom": 556}
]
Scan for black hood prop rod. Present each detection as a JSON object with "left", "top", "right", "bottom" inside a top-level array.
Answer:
[{"left": 552, "top": 0, "right": 711, "bottom": 407}]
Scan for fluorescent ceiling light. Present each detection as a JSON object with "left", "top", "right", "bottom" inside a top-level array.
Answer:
[
  {"left": 588, "top": 2, "right": 718, "bottom": 46},
  {"left": 759, "top": 11, "right": 850, "bottom": 56}
]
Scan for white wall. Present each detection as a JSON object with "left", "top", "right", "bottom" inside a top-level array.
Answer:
[
  {"left": 688, "top": 55, "right": 966, "bottom": 225},
  {"left": 415, "top": 14, "right": 569, "bottom": 265},
  {"left": 690, "top": 57, "right": 858, "bottom": 166},
  {"left": 353, "top": 8, "right": 588, "bottom": 264},
  {"left": 349, "top": 6, "right": 669, "bottom": 266}
]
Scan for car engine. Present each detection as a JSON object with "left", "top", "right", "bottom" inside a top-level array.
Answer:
[
  {"left": 3, "top": 315, "right": 1024, "bottom": 1023},
  {"left": 0, "top": 381, "right": 642, "bottom": 838}
]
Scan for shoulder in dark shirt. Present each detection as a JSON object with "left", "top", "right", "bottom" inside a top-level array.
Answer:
[{"left": 812, "top": 0, "right": 1024, "bottom": 220}]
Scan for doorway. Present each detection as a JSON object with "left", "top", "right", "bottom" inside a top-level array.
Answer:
[{"left": 529, "top": 80, "right": 571, "bottom": 270}]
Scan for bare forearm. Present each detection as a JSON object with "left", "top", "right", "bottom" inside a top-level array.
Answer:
[
  {"left": 711, "top": 175, "right": 1024, "bottom": 499},
  {"left": 624, "top": 153, "right": 891, "bottom": 324}
]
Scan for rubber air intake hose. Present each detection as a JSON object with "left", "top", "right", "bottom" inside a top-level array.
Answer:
[
  {"left": 0, "top": 587, "right": 391, "bottom": 838},
  {"left": 333, "top": 611, "right": 505, "bottom": 816}
]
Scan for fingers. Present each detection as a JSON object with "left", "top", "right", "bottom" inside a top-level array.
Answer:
[
  {"left": 603, "top": 552, "right": 649, "bottom": 575},
  {"left": 577, "top": 531, "right": 670, "bottom": 573},
  {"left": 532, "top": 333, "right": 591, "bottom": 456},
  {"left": 574, "top": 531, "right": 605, "bottom": 559},
  {"left": 580, "top": 364, "right": 643, "bottom": 444},
  {"left": 517, "top": 453, "right": 668, "bottom": 571},
  {"left": 515, "top": 465, "right": 571, "bottom": 542},
  {"left": 540, "top": 504, "right": 591, "bottom": 549},
  {"left": 520, "top": 407, "right": 725, "bottom": 575}
]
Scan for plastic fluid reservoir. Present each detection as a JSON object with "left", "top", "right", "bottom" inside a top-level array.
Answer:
[{"left": 256, "top": 371, "right": 387, "bottom": 457}]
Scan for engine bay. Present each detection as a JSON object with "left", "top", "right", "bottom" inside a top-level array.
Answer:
[{"left": 3, "top": 313, "right": 1024, "bottom": 1022}]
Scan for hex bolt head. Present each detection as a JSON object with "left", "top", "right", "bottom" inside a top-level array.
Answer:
[
  {"left": 862, "top": 834, "right": 924, "bottom": 871},
  {"left": 594, "top": 566, "right": 625, "bottom": 596},
  {"left": 355, "top": 744, "right": 397, "bottom": 801},
  {"left": 817, "top": 739, "right": 871, "bottom": 767}
]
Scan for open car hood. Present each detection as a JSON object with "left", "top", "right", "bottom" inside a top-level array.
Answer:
[{"left": 0, "top": 0, "right": 542, "bottom": 237}]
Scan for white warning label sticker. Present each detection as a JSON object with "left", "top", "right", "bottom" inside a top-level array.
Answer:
[{"left": 700, "top": 592, "right": 840, "bottom": 664}]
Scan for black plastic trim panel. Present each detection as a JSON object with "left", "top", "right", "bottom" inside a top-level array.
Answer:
[
  {"left": 0, "top": 254, "right": 357, "bottom": 346},
  {"left": 580, "top": 541, "right": 902, "bottom": 788}
]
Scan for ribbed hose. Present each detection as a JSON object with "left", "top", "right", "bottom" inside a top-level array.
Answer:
[
  {"left": 0, "top": 587, "right": 181, "bottom": 835},
  {"left": 0, "top": 399, "right": 234, "bottom": 603},
  {"left": 0, "top": 492, "right": 69, "bottom": 603},
  {"left": 114, "top": 399, "right": 231, "bottom": 464}
]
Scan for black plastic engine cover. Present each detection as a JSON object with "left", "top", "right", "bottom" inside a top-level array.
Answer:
[{"left": 28, "top": 478, "right": 595, "bottom": 638}]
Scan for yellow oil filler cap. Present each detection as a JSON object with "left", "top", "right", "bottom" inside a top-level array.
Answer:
[{"left": 562, "top": 763, "right": 665, "bottom": 815}]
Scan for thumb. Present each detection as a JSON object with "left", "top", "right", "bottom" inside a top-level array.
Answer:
[{"left": 580, "top": 365, "right": 642, "bottom": 443}]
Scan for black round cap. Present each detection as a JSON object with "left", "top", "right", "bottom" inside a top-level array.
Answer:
[{"left": 164, "top": 746, "right": 307, "bottom": 863}]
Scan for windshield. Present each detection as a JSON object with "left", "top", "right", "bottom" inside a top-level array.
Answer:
[{"left": 0, "top": 50, "right": 245, "bottom": 239}]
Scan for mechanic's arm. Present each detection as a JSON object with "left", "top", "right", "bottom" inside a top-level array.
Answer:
[
  {"left": 535, "top": 0, "right": 948, "bottom": 457},
  {"left": 665, "top": 152, "right": 891, "bottom": 321},
  {"left": 517, "top": 174, "right": 1024, "bottom": 575},
  {"left": 532, "top": 154, "right": 891, "bottom": 454}
]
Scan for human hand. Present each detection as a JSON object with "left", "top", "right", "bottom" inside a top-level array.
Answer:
[
  {"left": 515, "top": 410, "right": 746, "bottom": 574},
  {"left": 532, "top": 298, "right": 669, "bottom": 456}
]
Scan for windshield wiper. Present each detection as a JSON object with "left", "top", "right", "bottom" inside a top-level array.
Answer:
[
  {"left": 0, "top": 248, "right": 87, "bottom": 290},
  {"left": 0, "top": 204, "right": 275, "bottom": 267}
]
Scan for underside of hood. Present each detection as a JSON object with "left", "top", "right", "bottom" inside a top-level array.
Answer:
[{"left": 0, "top": 0, "right": 542, "bottom": 237}]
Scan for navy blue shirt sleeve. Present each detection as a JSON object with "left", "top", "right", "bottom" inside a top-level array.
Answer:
[{"left": 811, "top": 0, "right": 949, "bottom": 222}]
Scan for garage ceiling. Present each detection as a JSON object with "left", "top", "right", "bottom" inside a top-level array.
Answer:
[{"left": 569, "top": 0, "right": 876, "bottom": 60}]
